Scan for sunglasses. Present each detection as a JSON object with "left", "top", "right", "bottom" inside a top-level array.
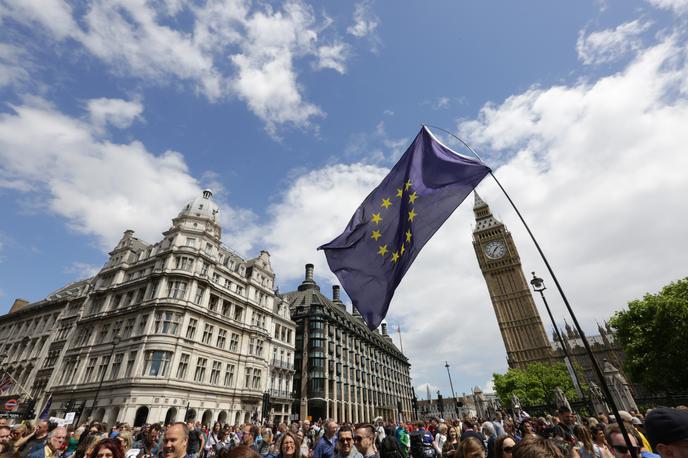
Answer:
[
  {"left": 612, "top": 445, "right": 639, "bottom": 454},
  {"left": 502, "top": 446, "right": 514, "bottom": 453},
  {"left": 338, "top": 438, "right": 353, "bottom": 443},
  {"left": 354, "top": 436, "right": 368, "bottom": 442}
]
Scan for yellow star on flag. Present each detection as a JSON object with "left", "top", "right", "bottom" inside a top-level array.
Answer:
[
  {"left": 400, "top": 244, "right": 405, "bottom": 255},
  {"left": 404, "top": 179, "right": 412, "bottom": 191},
  {"left": 396, "top": 188, "right": 403, "bottom": 198},
  {"left": 408, "top": 192, "right": 418, "bottom": 204},
  {"left": 381, "top": 198, "right": 392, "bottom": 209},
  {"left": 391, "top": 251, "right": 400, "bottom": 263},
  {"left": 371, "top": 230, "right": 382, "bottom": 241},
  {"left": 371, "top": 213, "right": 382, "bottom": 224},
  {"left": 408, "top": 209, "right": 417, "bottom": 222},
  {"left": 377, "top": 245, "right": 388, "bottom": 256},
  {"left": 405, "top": 229, "right": 412, "bottom": 243}
]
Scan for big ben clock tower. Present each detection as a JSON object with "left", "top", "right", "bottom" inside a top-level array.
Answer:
[{"left": 472, "top": 192, "right": 552, "bottom": 369}]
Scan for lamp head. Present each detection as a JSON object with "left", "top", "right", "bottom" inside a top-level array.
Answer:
[{"left": 530, "top": 272, "right": 546, "bottom": 292}]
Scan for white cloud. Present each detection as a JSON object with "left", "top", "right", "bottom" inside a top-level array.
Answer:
[
  {"left": 87, "top": 98, "right": 144, "bottom": 131},
  {"left": 347, "top": 1, "right": 379, "bottom": 38},
  {"left": 646, "top": 0, "right": 688, "bottom": 13},
  {"left": 64, "top": 261, "right": 100, "bottom": 278},
  {"left": 0, "top": 0, "right": 349, "bottom": 134},
  {"left": 577, "top": 20, "right": 651, "bottom": 65},
  {"left": 0, "top": 43, "right": 30, "bottom": 88},
  {"left": 316, "top": 42, "right": 350, "bottom": 73},
  {"left": 416, "top": 383, "right": 440, "bottom": 400}
]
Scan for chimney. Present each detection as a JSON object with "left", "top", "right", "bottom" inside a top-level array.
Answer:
[
  {"left": 332, "top": 285, "right": 340, "bottom": 302},
  {"left": 305, "top": 264, "right": 314, "bottom": 281},
  {"left": 298, "top": 263, "right": 319, "bottom": 291},
  {"left": 381, "top": 322, "right": 388, "bottom": 335}
]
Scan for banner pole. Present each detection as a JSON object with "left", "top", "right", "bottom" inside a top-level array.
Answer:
[{"left": 423, "top": 124, "right": 638, "bottom": 457}]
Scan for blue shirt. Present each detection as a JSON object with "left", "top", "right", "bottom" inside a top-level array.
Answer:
[{"left": 312, "top": 435, "right": 336, "bottom": 458}]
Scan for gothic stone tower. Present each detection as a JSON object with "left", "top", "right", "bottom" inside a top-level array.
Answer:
[{"left": 472, "top": 192, "right": 552, "bottom": 369}]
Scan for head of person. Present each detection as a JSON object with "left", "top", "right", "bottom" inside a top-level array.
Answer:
[
  {"left": 225, "top": 445, "right": 261, "bottom": 458},
  {"left": 481, "top": 422, "right": 495, "bottom": 438},
  {"left": 116, "top": 431, "right": 132, "bottom": 451},
  {"left": 324, "top": 420, "right": 337, "bottom": 439},
  {"left": 521, "top": 419, "right": 533, "bottom": 435},
  {"left": 35, "top": 420, "right": 50, "bottom": 437},
  {"left": 354, "top": 424, "right": 375, "bottom": 455},
  {"left": 458, "top": 436, "right": 485, "bottom": 458},
  {"left": 598, "top": 414, "right": 609, "bottom": 425},
  {"left": 592, "top": 425, "right": 607, "bottom": 445},
  {"left": 645, "top": 407, "right": 688, "bottom": 458},
  {"left": 336, "top": 425, "right": 354, "bottom": 456},
  {"left": 213, "top": 423, "right": 221, "bottom": 433},
  {"left": 244, "top": 426, "right": 260, "bottom": 445},
  {"left": 447, "top": 426, "right": 458, "bottom": 440},
  {"left": 163, "top": 423, "right": 189, "bottom": 458},
  {"left": 89, "top": 438, "right": 125, "bottom": 458},
  {"left": 12, "top": 423, "right": 27, "bottom": 439},
  {"left": 48, "top": 427, "right": 67, "bottom": 452},
  {"left": 148, "top": 424, "right": 162, "bottom": 443},
  {"left": 278, "top": 431, "right": 299, "bottom": 458},
  {"left": 495, "top": 412, "right": 503, "bottom": 421},
  {"left": 605, "top": 424, "right": 639, "bottom": 458},
  {"left": 512, "top": 435, "right": 563, "bottom": 458},
  {"left": 495, "top": 435, "right": 516, "bottom": 458},
  {"left": 438, "top": 424, "right": 448, "bottom": 436},
  {"left": 558, "top": 406, "right": 574, "bottom": 426},
  {"left": 0, "top": 426, "right": 11, "bottom": 445}
]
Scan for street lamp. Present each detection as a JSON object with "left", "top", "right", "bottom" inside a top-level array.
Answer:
[
  {"left": 444, "top": 361, "right": 458, "bottom": 419},
  {"left": 530, "top": 273, "right": 587, "bottom": 405},
  {"left": 91, "top": 335, "right": 121, "bottom": 419}
]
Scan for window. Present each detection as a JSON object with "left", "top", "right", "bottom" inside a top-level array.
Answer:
[
  {"left": 186, "top": 318, "right": 197, "bottom": 340},
  {"left": 208, "top": 294, "right": 218, "bottom": 312},
  {"left": 83, "top": 357, "right": 96, "bottom": 382},
  {"left": 125, "top": 352, "right": 136, "bottom": 377},
  {"left": 185, "top": 237, "right": 196, "bottom": 248},
  {"left": 216, "top": 329, "right": 227, "bottom": 349},
  {"left": 244, "top": 367, "right": 252, "bottom": 388},
  {"left": 274, "top": 324, "right": 280, "bottom": 339},
  {"left": 168, "top": 281, "right": 188, "bottom": 300},
  {"left": 233, "top": 306, "right": 243, "bottom": 321},
  {"left": 177, "top": 353, "right": 190, "bottom": 379},
  {"left": 236, "top": 285, "right": 244, "bottom": 295},
  {"left": 96, "top": 355, "right": 111, "bottom": 381},
  {"left": 229, "top": 333, "right": 239, "bottom": 352},
  {"left": 110, "top": 353, "right": 123, "bottom": 380},
  {"left": 194, "top": 358, "right": 207, "bottom": 382},
  {"left": 145, "top": 351, "right": 172, "bottom": 377},
  {"left": 252, "top": 369, "right": 262, "bottom": 389},
  {"left": 249, "top": 338, "right": 264, "bottom": 357},
  {"left": 194, "top": 287, "right": 205, "bottom": 305},
  {"left": 200, "top": 262, "right": 209, "bottom": 276},
  {"left": 224, "top": 364, "right": 235, "bottom": 387},
  {"left": 202, "top": 324, "right": 214, "bottom": 344},
  {"left": 146, "top": 281, "right": 158, "bottom": 300},
  {"left": 112, "top": 320, "right": 123, "bottom": 338},
  {"left": 154, "top": 311, "right": 180, "bottom": 335},
  {"left": 224, "top": 278, "right": 232, "bottom": 289},
  {"left": 137, "top": 315, "right": 149, "bottom": 335},
  {"left": 210, "top": 361, "right": 221, "bottom": 384},
  {"left": 175, "top": 256, "right": 194, "bottom": 271},
  {"left": 123, "top": 318, "right": 135, "bottom": 338},
  {"left": 99, "top": 324, "right": 110, "bottom": 341}
]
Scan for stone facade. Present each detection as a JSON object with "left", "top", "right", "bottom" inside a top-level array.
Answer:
[
  {"left": 472, "top": 193, "right": 553, "bottom": 369},
  {"left": 0, "top": 190, "right": 295, "bottom": 426},
  {"left": 283, "top": 265, "right": 413, "bottom": 423}
]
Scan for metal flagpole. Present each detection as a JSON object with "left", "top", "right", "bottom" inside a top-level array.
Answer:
[
  {"left": 423, "top": 123, "right": 638, "bottom": 457},
  {"left": 2, "top": 371, "right": 34, "bottom": 399},
  {"left": 397, "top": 324, "right": 405, "bottom": 354}
]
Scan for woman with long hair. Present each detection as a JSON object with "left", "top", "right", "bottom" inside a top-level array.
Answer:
[
  {"left": 572, "top": 425, "right": 597, "bottom": 458},
  {"left": 458, "top": 436, "right": 485, "bottom": 458},
  {"left": 276, "top": 432, "right": 300, "bottom": 458},
  {"left": 442, "top": 427, "right": 460, "bottom": 457},
  {"left": 87, "top": 439, "right": 125, "bottom": 458},
  {"left": 494, "top": 436, "right": 516, "bottom": 458}
]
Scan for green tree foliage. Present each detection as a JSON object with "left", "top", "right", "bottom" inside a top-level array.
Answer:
[
  {"left": 609, "top": 277, "right": 688, "bottom": 393},
  {"left": 493, "top": 362, "right": 585, "bottom": 407}
]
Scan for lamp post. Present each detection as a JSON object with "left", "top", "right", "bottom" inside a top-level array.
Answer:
[
  {"left": 530, "top": 273, "right": 587, "bottom": 405},
  {"left": 444, "top": 361, "right": 458, "bottom": 419},
  {"left": 91, "top": 335, "right": 121, "bottom": 419}
]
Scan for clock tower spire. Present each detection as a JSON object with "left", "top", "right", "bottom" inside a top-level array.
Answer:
[{"left": 472, "top": 192, "right": 552, "bottom": 369}]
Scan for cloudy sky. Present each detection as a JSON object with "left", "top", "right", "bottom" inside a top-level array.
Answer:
[{"left": 1, "top": 0, "right": 687, "bottom": 399}]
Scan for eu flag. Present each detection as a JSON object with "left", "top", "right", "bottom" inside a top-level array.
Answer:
[{"left": 318, "top": 126, "right": 491, "bottom": 330}]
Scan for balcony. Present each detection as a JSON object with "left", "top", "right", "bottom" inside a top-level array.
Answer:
[
  {"left": 270, "top": 358, "right": 294, "bottom": 370},
  {"left": 269, "top": 389, "right": 294, "bottom": 399}
]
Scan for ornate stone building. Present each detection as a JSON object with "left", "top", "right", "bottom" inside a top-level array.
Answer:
[
  {"left": 0, "top": 190, "right": 295, "bottom": 426},
  {"left": 283, "top": 264, "right": 413, "bottom": 423},
  {"left": 472, "top": 192, "right": 552, "bottom": 368}
]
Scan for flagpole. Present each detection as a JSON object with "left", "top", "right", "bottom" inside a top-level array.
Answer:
[
  {"left": 2, "top": 371, "right": 34, "bottom": 399},
  {"left": 422, "top": 124, "right": 637, "bottom": 457},
  {"left": 397, "top": 324, "right": 405, "bottom": 354}
]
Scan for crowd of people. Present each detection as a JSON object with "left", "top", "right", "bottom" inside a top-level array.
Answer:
[{"left": 0, "top": 405, "right": 686, "bottom": 458}]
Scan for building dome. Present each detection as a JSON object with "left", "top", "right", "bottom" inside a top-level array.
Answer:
[{"left": 179, "top": 189, "right": 219, "bottom": 221}]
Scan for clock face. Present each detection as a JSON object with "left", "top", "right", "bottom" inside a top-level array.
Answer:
[{"left": 484, "top": 240, "right": 507, "bottom": 259}]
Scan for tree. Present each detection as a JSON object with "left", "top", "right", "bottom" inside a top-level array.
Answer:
[
  {"left": 609, "top": 277, "right": 688, "bottom": 393},
  {"left": 493, "top": 362, "right": 584, "bottom": 407}
]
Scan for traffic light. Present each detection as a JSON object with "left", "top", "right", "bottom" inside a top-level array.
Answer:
[
  {"left": 437, "top": 394, "right": 444, "bottom": 416},
  {"left": 23, "top": 398, "right": 36, "bottom": 420},
  {"left": 411, "top": 396, "right": 418, "bottom": 412},
  {"left": 261, "top": 392, "right": 271, "bottom": 419},
  {"left": 65, "top": 400, "right": 75, "bottom": 412}
]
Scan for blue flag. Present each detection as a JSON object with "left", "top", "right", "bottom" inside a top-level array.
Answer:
[{"left": 318, "top": 126, "right": 491, "bottom": 330}]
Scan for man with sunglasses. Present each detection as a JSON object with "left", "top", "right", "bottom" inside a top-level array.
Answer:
[
  {"left": 606, "top": 424, "right": 641, "bottom": 458},
  {"left": 335, "top": 426, "right": 362, "bottom": 458},
  {"left": 354, "top": 425, "right": 378, "bottom": 458},
  {"left": 645, "top": 407, "right": 688, "bottom": 458}
]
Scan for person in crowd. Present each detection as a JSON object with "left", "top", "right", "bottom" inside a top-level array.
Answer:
[
  {"left": 114, "top": 431, "right": 138, "bottom": 458},
  {"left": 73, "top": 431, "right": 103, "bottom": 458},
  {"left": 604, "top": 425, "right": 641, "bottom": 458},
  {"left": 295, "top": 431, "right": 309, "bottom": 458},
  {"left": 162, "top": 423, "right": 189, "bottom": 458},
  {"left": 27, "top": 427, "right": 67, "bottom": 458},
  {"left": 494, "top": 436, "right": 515, "bottom": 458},
  {"left": 572, "top": 425, "right": 597, "bottom": 458},
  {"left": 87, "top": 439, "right": 125, "bottom": 458},
  {"left": 275, "top": 432, "right": 300, "bottom": 458},
  {"left": 480, "top": 422, "right": 495, "bottom": 458},
  {"left": 590, "top": 426, "right": 613, "bottom": 458},
  {"left": 492, "top": 414, "right": 505, "bottom": 439},
  {"left": 17, "top": 420, "right": 50, "bottom": 458},
  {"left": 1, "top": 426, "right": 12, "bottom": 454},
  {"left": 206, "top": 423, "right": 222, "bottom": 457},
  {"left": 514, "top": 435, "right": 563, "bottom": 458},
  {"left": 433, "top": 425, "right": 447, "bottom": 457},
  {"left": 241, "top": 426, "right": 261, "bottom": 454},
  {"left": 134, "top": 423, "right": 161, "bottom": 458},
  {"left": 334, "top": 426, "right": 361, "bottom": 458},
  {"left": 457, "top": 436, "right": 485, "bottom": 458},
  {"left": 312, "top": 420, "right": 337, "bottom": 458},
  {"left": 644, "top": 407, "right": 688, "bottom": 458},
  {"left": 394, "top": 423, "right": 409, "bottom": 458},
  {"left": 354, "top": 425, "right": 378, "bottom": 458},
  {"left": 224, "top": 445, "right": 261, "bottom": 458},
  {"left": 441, "top": 427, "right": 459, "bottom": 457},
  {"left": 185, "top": 421, "right": 204, "bottom": 458}
]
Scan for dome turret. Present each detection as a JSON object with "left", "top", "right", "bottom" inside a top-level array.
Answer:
[{"left": 179, "top": 189, "right": 220, "bottom": 221}]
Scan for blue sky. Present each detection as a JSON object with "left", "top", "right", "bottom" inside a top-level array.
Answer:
[{"left": 2, "top": 0, "right": 688, "bottom": 398}]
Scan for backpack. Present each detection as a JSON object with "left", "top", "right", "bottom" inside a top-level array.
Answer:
[{"left": 409, "top": 431, "right": 436, "bottom": 458}]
